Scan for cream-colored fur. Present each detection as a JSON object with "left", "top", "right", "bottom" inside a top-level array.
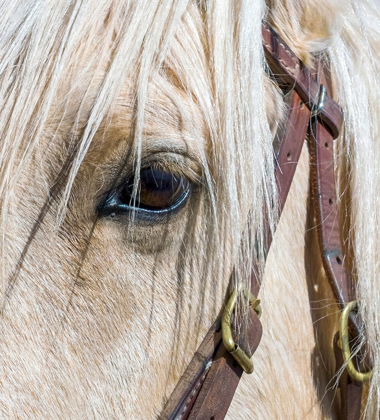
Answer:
[{"left": 0, "top": 1, "right": 379, "bottom": 419}]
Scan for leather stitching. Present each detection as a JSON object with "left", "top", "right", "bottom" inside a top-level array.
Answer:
[
  {"left": 262, "top": 26, "right": 299, "bottom": 76},
  {"left": 175, "top": 362, "right": 212, "bottom": 420}
]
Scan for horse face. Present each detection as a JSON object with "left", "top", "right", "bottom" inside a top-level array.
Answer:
[
  {"left": 4, "top": 1, "right": 380, "bottom": 418},
  {"left": 4, "top": 74, "right": 221, "bottom": 419},
  {"left": 1, "top": 2, "right": 284, "bottom": 417}
]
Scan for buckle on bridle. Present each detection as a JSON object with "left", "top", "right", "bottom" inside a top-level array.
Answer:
[
  {"left": 222, "top": 288, "right": 261, "bottom": 374},
  {"left": 339, "top": 301, "right": 373, "bottom": 383},
  {"left": 311, "top": 84, "right": 327, "bottom": 118}
]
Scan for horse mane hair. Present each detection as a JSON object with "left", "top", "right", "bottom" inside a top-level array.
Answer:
[{"left": 0, "top": 0, "right": 379, "bottom": 416}]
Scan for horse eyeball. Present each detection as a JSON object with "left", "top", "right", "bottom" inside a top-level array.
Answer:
[{"left": 120, "top": 168, "right": 189, "bottom": 210}]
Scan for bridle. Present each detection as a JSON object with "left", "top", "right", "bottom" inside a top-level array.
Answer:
[{"left": 161, "top": 21, "right": 373, "bottom": 420}]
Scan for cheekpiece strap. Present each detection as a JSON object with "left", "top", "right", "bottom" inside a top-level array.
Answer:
[{"left": 161, "top": 21, "right": 363, "bottom": 420}]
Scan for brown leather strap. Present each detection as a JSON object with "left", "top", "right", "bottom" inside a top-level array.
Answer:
[
  {"left": 187, "top": 309, "right": 262, "bottom": 420},
  {"left": 161, "top": 89, "right": 311, "bottom": 420},
  {"left": 275, "top": 91, "right": 311, "bottom": 211},
  {"left": 309, "top": 63, "right": 364, "bottom": 420},
  {"left": 333, "top": 333, "right": 363, "bottom": 420},
  {"left": 262, "top": 22, "right": 343, "bottom": 139},
  {"left": 160, "top": 313, "right": 262, "bottom": 420},
  {"left": 162, "top": 22, "right": 357, "bottom": 420},
  {"left": 160, "top": 321, "right": 221, "bottom": 420},
  {"left": 309, "top": 101, "right": 362, "bottom": 336}
]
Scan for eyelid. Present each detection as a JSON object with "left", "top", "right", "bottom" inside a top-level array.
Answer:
[{"left": 139, "top": 152, "right": 202, "bottom": 185}]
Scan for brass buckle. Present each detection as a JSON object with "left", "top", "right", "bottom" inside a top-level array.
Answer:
[
  {"left": 221, "top": 288, "right": 261, "bottom": 374},
  {"left": 339, "top": 301, "right": 373, "bottom": 383}
]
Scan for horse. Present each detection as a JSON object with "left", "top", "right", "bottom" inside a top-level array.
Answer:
[{"left": 0, "top": 0, "right": 379, "bottom": 418}]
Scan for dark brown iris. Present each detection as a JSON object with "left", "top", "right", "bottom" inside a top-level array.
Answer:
[{"left": 120, "top": 168, "right": 189, "bottom": 210}]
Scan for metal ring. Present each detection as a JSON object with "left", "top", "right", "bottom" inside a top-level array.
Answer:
[{"left": 339, "top": 301, "right": 373, "bottom": 383}]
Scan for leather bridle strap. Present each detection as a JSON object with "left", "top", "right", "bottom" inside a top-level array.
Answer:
[
  {"left": 308, "top": 62, "right": 364, "bottom": 420},
  {"left": 161, "top": 21, "right": 362, "bottom": 420},
  {"left": 160, "top": 84, "right": 310, "bottom": 420}
]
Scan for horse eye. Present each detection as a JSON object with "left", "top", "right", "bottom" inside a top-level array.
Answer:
[{"left": 120, "top": 168, "right": 190, "bottom": 211}]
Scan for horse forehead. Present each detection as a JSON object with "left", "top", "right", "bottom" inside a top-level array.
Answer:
[{"left": 85, "top": 80, "right": 208, "bottom": 161}]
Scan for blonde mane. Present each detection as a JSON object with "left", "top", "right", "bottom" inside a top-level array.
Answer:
[{"left": 0, "top": 0, "right": 379, "bottom": 418}]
